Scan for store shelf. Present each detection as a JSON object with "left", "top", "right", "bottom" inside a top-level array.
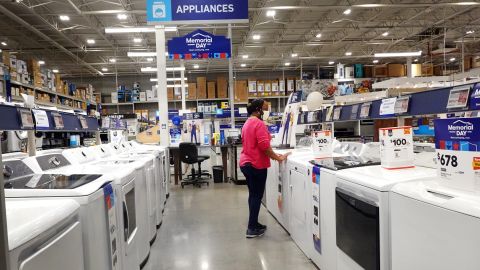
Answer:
[
  {"left": 35, "top": 100, "right": 76, "bottom": 110},
  {"left": 248, "top": 95, "right": 289, "bottom": 100}
]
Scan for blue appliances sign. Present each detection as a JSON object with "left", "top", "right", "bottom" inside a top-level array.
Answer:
[
  {"left": 434, "top": 118, "right": 480, "bottom": 150},
  {"left": 167, "top": 29, "right": 231, "bottom": 59},
  {"left": 147, "top": 0, "right": 249, "bottom": 25},
  {"left": 469, "top": 83, "right": 480, "bottom": 110}
]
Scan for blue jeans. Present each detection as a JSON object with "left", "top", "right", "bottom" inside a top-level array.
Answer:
[{"left": 240, "top": 164, "right": 268, "bottom": 230}]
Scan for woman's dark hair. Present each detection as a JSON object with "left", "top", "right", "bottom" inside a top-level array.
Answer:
[{"left": 247, "top": 99, "right": 265, "bottom": 115}]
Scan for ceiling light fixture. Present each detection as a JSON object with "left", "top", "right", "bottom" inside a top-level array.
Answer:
[
  {"left": 374, "top": 51, "right": 422, "bottom": 57},
  {"left": 166, "top": 84, "right": 190, "bottom": 88},
  {"left": 59, "top": 15, "right": 70, "bottom": 21},
  {"left": 291, "top": 53, "right": 298, "bottom": 57},
  {"left": 193, "top": 64, "right": 200, "bottom": 69},
  {"left": 141, "top": 67, "right": 186, "bottom": 72},
  {"left": 373, "top": 59, "right": 379, "bottom": 64},
  {"left": 345, "top": 52, "right": 352, "bottom": 56},
  {"left": 242, "top": 55, "right": 249, "bottom": 59},
  {"left": 109, "top": 58, "right": 117, "bottom": 63},
  {"left": 328, "top": 61, "right": 335, "bottom": 65},
  {"left": 133, "top": 38, "right": 142, "bottom": 43},
  {"left": 266, "top": 10, "right": 276, "bottom": 17},
  {"left": 127, "top": 52, "right": 156, "bottom": 57},
  {"left": 150, "top": 78, "right": 188, "bottom": 82},
  {"left": 117, "top": 14, "right": 128, "bottom": 20},
  {"left": 252, "top": 34, "right": 261, "bottom": 40},
  {"left": 102, "top": 68, "right": 108, "bottom": 72},
  {"left": 315, "top": 33, "right": 322, "bottom": 38},
  {"left": 86, "top": 39, "right": 95, "bottom": 44},
  {"left": 455, "top": 2, "right": 479, "bottom": 5},
  {"left": 450, "top": 57, "right": 456, "bottom": 62},
  {"left": 414, "top": 58, "right": 419, "bottom": 62},
  {"left": 1, "top": 42, "right": 7, "bottom": 46},
  {"left": 52, "top": 69, "right": 59, "bottom": 73},
  {"left": 382, "top": 32, "right": 389, "bottom": 37},
  {"left": 343, "top": 8, "right": 352, "bottom": 15},
  {"left": 105, "top": 27, "right": 176, "bottom": 33},
  {"left": 147, "top": 57, "right": 154, "bottom": 62},
  {"left": 241, "top": 63, "right": 247, "bottom": 67},
  {"left": 466, "top": 30, "right": 475, "bottom": 34},
  {"left": 38, "top": 60, "right": 45, "bottom": 65},
  {"left": 284, "top": 62, "right": 291, "bottom": 66}
]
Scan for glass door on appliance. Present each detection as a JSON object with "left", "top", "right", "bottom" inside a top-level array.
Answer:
[
  {"left": 121, "top": 178, "right": 138, "bottom": 266},
  {"left": 335, "top": 188, "right": 380, "bottom": 270},
  {"left": 289, "top": 168, "right": 310, "bottom": 255}
]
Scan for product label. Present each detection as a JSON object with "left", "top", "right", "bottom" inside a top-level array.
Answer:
[
  {"left": 312, "top": 166, "right": 321, "bottom": 254},
  {"left": 379, "top": 126, "right": 414, "bottom": 169},
  {"left": 312, "top": 130, "right": 333, "bottom": 158}
]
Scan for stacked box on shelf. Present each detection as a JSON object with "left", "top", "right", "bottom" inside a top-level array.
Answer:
[
  {"left": 286, "top": 77, "right": 296, "bottom": 94},
  {"left": 265, "top": 80, "right": 272, "bottom": 96},
  {"left": 234, "top": 80, "right": 248, "bottom": 102},
  {"left": 388, "top": 64, "right": 406, "bottom": 77},
  {"left": 188, "top": 83, "right": 197, "bottom": 99},
  {"left": 207, "top": 81, "right": 216, "bottom": 99},
  {"left": 271, "top": 80, "right": 279, "bottom": 96},
  {"left": 197, "top": 77, "right": 207, "bottom": 99},
  {"left": 248, "top": 79, "right": 257, "bottom": 97},
  {"left": 279, "top": 79, "right": 286, "bottom": 95},
  {"left": 257, "top": 80, "right": 265, "bottom": 96},
  {"left": 217, "top": 77, "right": 228, "bottom": 98}
]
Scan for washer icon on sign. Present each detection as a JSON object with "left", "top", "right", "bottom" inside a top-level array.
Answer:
[{"left": 153, "top": 1, "right": 166, "bottom": 18}]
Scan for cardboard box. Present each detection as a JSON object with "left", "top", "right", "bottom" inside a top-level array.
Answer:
[
  {"left": 140, "top": 92, "right": 146, "bottom": 101},
  {"left": 207, "top": 81, "right": 216, "bottom": 99},
  {"left": 387, "top": 64, "right": 406, "bottom": 77},
  {"left": 111, "top": 92, "right": 118, "bottom": 104},
  {"left": 196, "top": 77, "right": 207, "bottom": 99},
  {"left": 248, "top": 79, "right": 257, "bottom": 96},
  {"left": 174, "top": 87, "right": 182, "bottom": 100},
  {"left": 421, "top": 64, "right": 433, "bottom": 76},
  {"left": 167, "top": 88, "right": 174, "bottom": 100},
  {"left": 279, "top": 80, "right": 286, "bottom": 95},
  {"left": 264, "top": 80, "right": 272, "bottom": 96},
  {"left": 187, "top": 83, "right": 197, "bottom": 99},
  {"left": 217, "top": 77, "right": 228, "bottom": 98},
  {"left": 374, "top": 65, "right": 388, "bottom": 77},
  {"left": 287, "top": 78, "right": 295, "bottom": 93},
  {"left": 271, "top": 80, "right": 279, "bottom": 95},
  {"left": 16, "top": 60, "right": 27, "bottom": 74},
  {"left": 9, "top": 56, "right": 17, "bottom": 72},
  {"left": 257, "top": 80, "right": 265, "bottom": 96},
  {"left": 234, "top": 80, "right": 248, "bottom": 102},
  {"left": 146, "top": 90, "right": 154, "bottom": 101},
  {"left": 363, "top": 66, "right": 373, "bottom": 78}
]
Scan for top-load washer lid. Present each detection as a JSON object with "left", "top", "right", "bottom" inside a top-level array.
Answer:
[
  {"left": 310, "top": 156, "right": 380, "bottom": 171},
  {"left": 4, "top": 174, "right": 103, "bottom": 190},
  {"left": 92, "top": 160, "right": 137, "bottom": 165}
]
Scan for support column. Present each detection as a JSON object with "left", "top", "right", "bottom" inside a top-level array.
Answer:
[
  {"left": 0, "top": 149, "right": 11, "bottom": 270},
  {"left": 228, "top": 24, "right": 235, "bottom": 130},
  {"left": 27, "top": 130, "right": 36, "bottom": 157},
  {"left": 180, "top": 60, "right": 187, "bottom": 110},
  {"left": 155, "top": 25, "right": 170, "bottom": 147},
  {"left": 406, "top": 57, "right": 413, "bottom": 78}
]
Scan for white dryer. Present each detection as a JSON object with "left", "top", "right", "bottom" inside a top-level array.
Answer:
[
  {"left": 3, "top": 158, "right": 123, "bottom": 270},
  {"left": 334, "top": 165, "right": 436, "bottom": 270},
  {"left": 7, "top": 199, "right": 84, "bottom": 270},
  {"left": 390, "top": 180, "right": 480, "bottom": 270}
]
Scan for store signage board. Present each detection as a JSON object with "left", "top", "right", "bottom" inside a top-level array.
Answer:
[
  {"left": 17, "top": 108, "right": 34, "bottom": 129},
  {"left": 101, "top": 117, "right": 111, "bottom": 129},
  {"left": 359, "top": 102, "right": 371, "bottom": 118},
  {"left": 379, "top": 97, "right": 397, "bottom": 116},
  {"left": 168, "top": 29, "right": 231, "bottom": 59},
  {"left": 351, "top": 104, "right": 359, "bottom": 120},
  {"left": 312, "top": 130, "right": 333, "bottom": 158},
  {"left": 434, "top": 118, "right": 480, "bottom": 191},
  {"left": 447, "top": 85, "right": 470, "bottom": 109},
  {"left": 333, "top": 107, "right": 342, "bottom": 121},
  {"left": 394, "top": 96, "right": 410, "bottom": 115},
  {"left": 184, "top": 112, "right": 204, "bottom": 120},
  {"left": 469, "top": 83, "right": 480, "bottom": 110},
  {"left": 146, "top": 0, "right": 249, "bottom": 25},
  {"left": 78, "top": 116, "right": 89, "bottom": 129},
  {"left": 32, "top": 109, "right": 49, "bottom": 130},
  {"left": 51, "top": 112, "right": 64, "bottom": 130},
  {"left": 379, "top": 126, "right": 414, "bottom": 169}
]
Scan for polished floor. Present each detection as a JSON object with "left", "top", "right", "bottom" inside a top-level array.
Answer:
[{"left": 145, "top": 183, "right": 317, "bottom": 270}]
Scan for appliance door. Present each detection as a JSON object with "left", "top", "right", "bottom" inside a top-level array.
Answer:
[
  {"left": 336, "top": 187, "right": 380, "bottom": 270},
  {"left": 121, "top": 179, "right": 138, "bottom": 269},
  {"left": 289, "top": 168, "right": 310, "bottom": 256}
]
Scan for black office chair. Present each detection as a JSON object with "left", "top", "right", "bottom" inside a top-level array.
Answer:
[{"left": 179, "top": 143, "right": 210, "bottom": 188}]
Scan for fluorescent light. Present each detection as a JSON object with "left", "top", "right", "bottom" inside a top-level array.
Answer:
[
  {"left": 345, "top": 52, "right": 352, "bottom": 56},
  {"left": 193, "top": 64, "right": 200, "bottom": 69},
  {"left": 127, "top": 52, "right": 156, "bottom": 57},
  {"left": 284, "top": 62, "right": 291, "bottom": 66},
  {"left": 109, "top": 58, "right": 116, "bottom": 63},
  {"left": 373, "top": 59, "right": 379, "bottom": 64},
  {"left": 150, "top": 78, "right": 187, "bottom": 82},
  {"left": 343, "top": 8, "right": 352, "bottom": 15},
  {"left": 328, "top": 61, "right": 335, "bottom": 65},
  {"left": 316, "top": 33, "right": 322, "bottom": 38},
  {"left": 466, "top": 30, "right": 475, "bottom": 34},
  {"left": 241, "top": 63, "right": 247, "bottom": 67},
  {"left": 0, "top": 49, "right": 2, "bottom": 53},
  {"left": 455, "top": 2, "right": 479, "bottom": 5},
  {"left": 141, "top": 67, "right": 186, "bottom": 72},
  {"left": 252, "top": 34, "right": 261, "bottom": 40},
  {"left": 86, "top": 39, "right": 95, "bottom": 44},
  {"left": 102, "top": 68, "right": 108, "bottom": 72},
  {"left": 59, "top": 15, "right": 70, "bottom": 21},
  {"left": 266, "top": 10, "right": 276, "bottom": 17},
  {"left": 291, "top": 53, "right": 298, "bottom": 57},
  {"left": 98, "top": 71, "right": 104, "bottom": 76},
  {"left": 450, "top": 57, "right": 456, "bottom": 62},
  {"left": 52, "top": 69, "right": 59, "bottom": 73},
  {"left": 1, "top": 42, "right": 7, "bottom": 46},
  {"left": 414, "top": 58, "right": 419, "bottom": 62},
  {"left": 133, "top": 38, "right": 142, "bottom": 43},
  {"left": 38, "top": 60, "right": 45, "bottom": 65},
  {"left": 242, "top": 55, "right": 249, "bottom": 59},
  {"left": 117, "top": 14, "right": 128, "bottom": 20},
  {"left": 356, "top": 4, "right": 383, "bottom": 7},
  {"left": 105, "top": 27, "right": 177, "bottom": 33},
  {"left": 382, "top": 32, "right": 389, "bottom": 37},
  {"left": 374, "top": 51, "right": 422, "bottom": 57},
  {"left": 147, "top": 57, "right": 154, "bottom": 62},
  {"left": 167, "top": 84, "right": 190, "bottom": 88}
]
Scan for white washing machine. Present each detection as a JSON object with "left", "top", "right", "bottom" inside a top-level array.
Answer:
[
  {"left": 334, "top": 165, "right": 437, "bottom": 270},
  {"left": 17, "top": 153, "right": 140, "bottom": 270},
  {"left": 3, "top": 158, "right": 123, "bottom": 270},
  {"left": 390, "top": 179, "right": 480, "bottom": 270},
  {"left": 6, "top": 199, "right": 84, "bottom": 270}
]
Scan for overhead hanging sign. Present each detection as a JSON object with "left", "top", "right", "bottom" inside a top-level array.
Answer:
[
  {"left": 32, "top": 109, "right": 50, "bottom": 130},
  {"left": 146, "top": 0, "right": 249, "bottom": 25},
  {"left": 379, "top": 97, "right": 397, "bottom": 116},
  {"left": 469, "top": 83, "right": 480, "bottom": 110},
  {"left": 167, "top": 29, "right": 231, "bottom": 59}
]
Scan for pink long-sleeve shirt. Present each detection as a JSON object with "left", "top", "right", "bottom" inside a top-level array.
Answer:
[{"left": 239, "top": 117, "right": 271, "bottom": 169}]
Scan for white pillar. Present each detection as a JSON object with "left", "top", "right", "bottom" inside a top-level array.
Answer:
[
  {"left": 406, "top": 57, "right": 413, "bottom": 78},
  {"left": 0, "top": 149, "right": 11, "bottom": 270},
  {"left": 155, "top": 25, "right": 170, "bottom": 146},
  {"left": 27, "top": 130, "right": 36, "bottom": 157},
  {"left": 228, "top": 24, "right": 235, "bottom": 130},
  {"left": 180, "top": 60, "right": 187, "bottom": 110}
]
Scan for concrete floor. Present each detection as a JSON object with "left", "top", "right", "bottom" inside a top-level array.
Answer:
[{"left": 145, "top": 183, "right": 317, "bottom": 270}]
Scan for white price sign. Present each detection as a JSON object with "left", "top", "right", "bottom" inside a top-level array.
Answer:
[
  {"left": 32, "top": 109, "right": 50, "bottom": 129},
  {"left": 379, "top": 126, "right": 414, "bottom": 169},
  {"left": 379, "top": 97, "right": 397, "bottom": 116},
  {"left": 312, "top": 130, "right": 333, "bottom": 158}
]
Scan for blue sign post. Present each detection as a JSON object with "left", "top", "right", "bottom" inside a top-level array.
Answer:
[
  {"left": 147, "top": 0, "right": 249, "bottom": 25},
  {"left": 167, "top": 29, "right": 231, "bottom": 59}
]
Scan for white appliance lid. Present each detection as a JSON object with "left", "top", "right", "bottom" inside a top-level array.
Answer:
[{"left": 5, "top": 174, "right": 103, "bottom": 190}]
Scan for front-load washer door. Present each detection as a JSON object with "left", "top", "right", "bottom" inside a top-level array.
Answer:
[{"left": 336, "top": 187, "right": 380, "bottom": 270}]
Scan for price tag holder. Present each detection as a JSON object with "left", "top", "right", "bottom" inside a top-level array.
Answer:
[
  {"left": 379, "top": 126, "right": 414, "bottom": 169},
  {"left": 312, "top": 130, "right": 333, "bottom": 158},
  {"left": 32, "top": 109, "right": 50, "bottom": 130},
  {"left": 434, "top": 118, "right": 480, "bottom": 190}
]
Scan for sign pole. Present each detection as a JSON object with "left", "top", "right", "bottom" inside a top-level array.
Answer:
[
  {"left": 228, "top": 23, "right": 235, "bottom": 130},
  {"left": 0, "top": 147, "right": 11, "bottom": 270},
  {"left": 180, "top": 60, "right": 187, "bottom": 111},
  {"left": 155, "top": 25, "right": 170, "bottom": 146}
]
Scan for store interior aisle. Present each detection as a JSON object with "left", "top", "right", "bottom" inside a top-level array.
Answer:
[{"left": 144, "top": 183, "right": 317, "bottom": 270}]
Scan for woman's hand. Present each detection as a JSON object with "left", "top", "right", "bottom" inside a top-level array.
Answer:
[{"left": 276, "top": 152, "right": 291, "bottom": 162}]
